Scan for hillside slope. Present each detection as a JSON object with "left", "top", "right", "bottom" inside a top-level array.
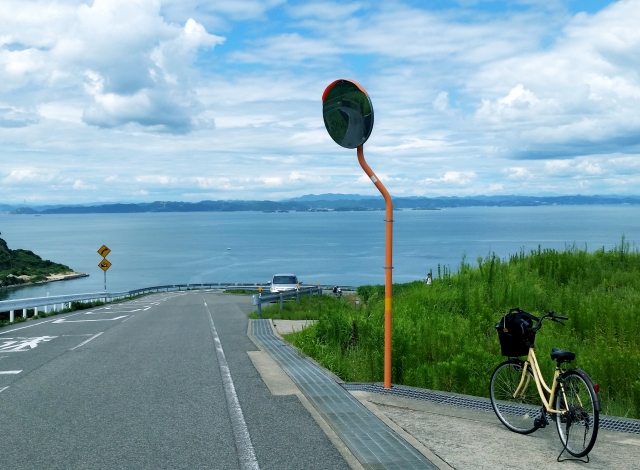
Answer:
[{"left": 0, "top": 235, "right": 73, "bottom": 287}]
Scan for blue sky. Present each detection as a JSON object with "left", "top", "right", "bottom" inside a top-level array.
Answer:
[{"left": 1, "top": 0, "right": 638, "bottom": 204}]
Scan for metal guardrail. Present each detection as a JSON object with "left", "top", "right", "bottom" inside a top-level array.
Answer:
[
  {"left": 0, "top": 282, "right": 355, "bottom": 323},
  {"left": 0, "top": 283, "right": 257, "bottom": 322},
  {"left": 252, "top": 286, "right": 323, "bottom": 317}
]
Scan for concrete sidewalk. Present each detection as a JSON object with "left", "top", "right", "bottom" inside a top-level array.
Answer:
[{"left": 267, "top": 319, "right": 640, "bottom": 470}]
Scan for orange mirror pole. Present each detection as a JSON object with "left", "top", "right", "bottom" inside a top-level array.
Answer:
[{"left": 357, "top": 145, "right": 393, "bottom": 389}]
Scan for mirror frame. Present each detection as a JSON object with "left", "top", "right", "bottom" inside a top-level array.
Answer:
[{"left": 322, "top": 79, "right": 374, "bottom": 149}]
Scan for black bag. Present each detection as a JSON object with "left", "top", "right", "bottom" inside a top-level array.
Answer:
[{"left": 496, "top": 308, "right": 539, "bottom": 357}]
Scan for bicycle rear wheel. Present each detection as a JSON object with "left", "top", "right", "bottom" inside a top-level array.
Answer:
[
  {"left": 555, "top": 369, "right": 599, "bottom": 457},
  {"left": 490, "top": 360, "right": 543, "bottom": 434}
]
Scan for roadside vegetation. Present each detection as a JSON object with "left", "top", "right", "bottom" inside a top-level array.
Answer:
[
  {"left": 249, "top": 294, "right": 342, "bottom": 320},
  {"left": 0, "top": 235, "right": 73, "bottom": 288},
  {"left": 270, "top": 238, "right": 640, "bottom": 419},
  {"left": 223, "top": 289, "right": 256, "bottom": 295}
]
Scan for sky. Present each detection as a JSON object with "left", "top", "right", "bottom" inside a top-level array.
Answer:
[{"left": 1, "top": 0, "right": 639, "bottom": 204}]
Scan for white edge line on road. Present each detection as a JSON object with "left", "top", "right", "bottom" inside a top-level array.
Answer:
[
  {"left": 0, "top": 319, "right": 54, "bottom": 334},
  {"left": 69, "top": 332, "right": 104, "bottom": 350},
  {"left": 0, "top": 310, "right": 86, "bottom": 335},
  {"left": 0, "top": 370, "right": 22, "bottom": 374},
  {"left": 204, "top": 299, "right": 260, "bottom": 470},
  {"left": 121, "top": 316, "right": 132, "bottom": 322},
  {"left": 0, "top": 386, "right": 8, "bottom": 393}
]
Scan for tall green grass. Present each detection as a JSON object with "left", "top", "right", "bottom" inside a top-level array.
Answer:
[{"left": 286, "top": 238, "right": 640, "bottom": 418}]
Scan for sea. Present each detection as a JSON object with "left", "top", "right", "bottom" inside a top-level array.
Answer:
[{"left": 1, "top": 205, "right": 639, "bottom": 301}]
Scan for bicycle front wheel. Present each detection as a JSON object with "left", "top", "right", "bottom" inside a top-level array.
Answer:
[
  {"left": 490, "top": 360, "right": 543, "bottom": 434},
  {"left": 555, "top": 369, "right": 599, "bottom": 457}
]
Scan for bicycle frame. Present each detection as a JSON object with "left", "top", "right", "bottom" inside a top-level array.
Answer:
[{"left": 513, "top": 348, "right": 569, "bottom": 415}]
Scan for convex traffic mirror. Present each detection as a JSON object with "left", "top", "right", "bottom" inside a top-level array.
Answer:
[{"left": 322, "top": 79, "right": 374, "bottom": 149}]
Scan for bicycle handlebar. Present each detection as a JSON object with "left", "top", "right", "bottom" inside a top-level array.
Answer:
[{"left": 532, "top": 310, "right": 569, "bottom": 331}]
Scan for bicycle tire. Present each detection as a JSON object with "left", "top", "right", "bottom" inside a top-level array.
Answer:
[
  {"left": 490, "top": 360, "right": 543, "bottom": 434},
  {"left": 555, "top": 369, "right": 599, "bottom": 457}
]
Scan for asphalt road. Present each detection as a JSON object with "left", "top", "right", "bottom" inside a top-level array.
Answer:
[{"left": 0, "top": 291, "right": 349, "bottom": 470}]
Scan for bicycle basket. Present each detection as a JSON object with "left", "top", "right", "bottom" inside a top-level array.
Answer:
[{"left": 495, "top": 309, "right": 538, "bottom": 357}]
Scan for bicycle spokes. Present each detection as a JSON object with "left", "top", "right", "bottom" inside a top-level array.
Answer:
[{"left": 555, "top": 370, "right": 599, "bottom": 460}]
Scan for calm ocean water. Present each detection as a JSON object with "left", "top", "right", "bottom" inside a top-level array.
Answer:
[{"left": 1, "top": 205, "right": 639, "bottom": 300}]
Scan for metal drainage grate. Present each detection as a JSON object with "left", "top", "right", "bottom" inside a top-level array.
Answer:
[
  {"left": 251, "top": 320, "right": 440, "bottom": 470},
  {"left": 343, "top": 382, "right": 640, "bottom": 435}
]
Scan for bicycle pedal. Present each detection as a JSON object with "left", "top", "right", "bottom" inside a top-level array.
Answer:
[{"left": 534, "top": 416, "right": 548, "bottom": 428}]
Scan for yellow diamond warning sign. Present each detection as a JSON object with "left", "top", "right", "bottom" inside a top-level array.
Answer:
[
  {"left": 98, "top": 258, "right": 112, "bottom": 272},
  {"left": 97, "top": 245, "right": 111, "bottom": 258}
]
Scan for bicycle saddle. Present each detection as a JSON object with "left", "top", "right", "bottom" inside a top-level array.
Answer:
[{"left": 551, "top": 348, "right": 575, "bottom": 363}]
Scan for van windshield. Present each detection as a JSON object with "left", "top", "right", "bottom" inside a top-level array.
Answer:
[{"left": 273, "top": 275, "right": 297, "bottom": 284}]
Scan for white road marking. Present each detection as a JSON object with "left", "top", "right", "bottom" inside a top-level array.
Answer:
[
  {"left": 121, "top": 316, "right": 132, "bottom": 322},
  {"left": 0, "top": 311, "right": 84, "bottom": 335},
  {"left": 70, "top": 332, "right": 104, "bottom": 350},
  {"left": 204, "top": 299, "right": 260, "bottom": 470},
  {"left": 0, "top": 386, "right": 8, "bottom": 393},
  {"left": 0, "top": 370, "right": 22, "bottom": 374},
  {"left": 84, "top": 308, "right": 141, "bottom": 315},
  {"left": 53, "top": 316, "right": 128, "bottom": 324},
  {"left": 0, "top": 336, "right": 57, "bottom": 352},
  {"left": 0, "top": 319, "right": 54, "bottom": 334}
]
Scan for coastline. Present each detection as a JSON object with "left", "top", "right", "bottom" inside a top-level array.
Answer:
[{"left": 0, "top": 271, "right": 89, "bottom": 291}]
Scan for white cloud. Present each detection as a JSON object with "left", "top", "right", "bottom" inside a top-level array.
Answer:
[
  {"left": 421, "top": 171, "right": 477, "bottom": 185},
  {"left": 507, "top": 167, "right": 533, "bottom": 179},
  {"left": 433, "top": 92, "right": 449, "bottom": 112},
  {"left": 38, "top": 102, "right": 83, "bottom": 123},
  {"left": 2, "top": 168, "right": 56, "bottom": 183},
  {"left": 135, "top": 175, "right": 178, "bottom": 185},
  {"left": 287, "top": 2, "right": 363, "bottom": 20},
  {"left": 259, "top": 176, "right": 283, "bottom": 186},
  {"left": 0, "top": 103, "right": 39, "bottom": 127},
  {"left": 544, "top": 158, "right": 604, "bottom": 177},
  {"left": 72, "top": 179, "right": 96, "bottom": 190},
  {"left": 469, "top": 0, "right": 640, "bottom": 158},
  {"left": 1, "top": 0, "right": 224, "bottom": 133},
  {"left": 2, "top": 1, "right": 640, "bottom": 204}
]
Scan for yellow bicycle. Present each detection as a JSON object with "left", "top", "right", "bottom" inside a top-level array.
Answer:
[{"left": 490, "top": 309, "right": 601, "bottom": 459}]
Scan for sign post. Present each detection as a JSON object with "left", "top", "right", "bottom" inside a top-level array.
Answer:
[
  {"left": 97, "top": 245, "right": 112, "bottom": 291},
  {"left": 322, "top": 79, "right": 394, "bottom": 389}
]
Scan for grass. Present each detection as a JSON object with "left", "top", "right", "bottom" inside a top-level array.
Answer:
[
  {"left": 248, "top": 295, "right": 339, "bottom": 320},
  {"left": 274, "top": 238, "right": 640, "bottom": 419}
]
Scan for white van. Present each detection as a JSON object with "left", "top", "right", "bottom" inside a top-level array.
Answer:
[{"left": 269, "top": 273, "right": 299, "bottom": 293}]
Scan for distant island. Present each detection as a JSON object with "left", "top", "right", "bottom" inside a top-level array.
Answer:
[
  {"left": 0, "top": 234, "right": 87, "bottom": 289},
  {"left": 3, "top": 194, "right": 640, "bottom": 215}
]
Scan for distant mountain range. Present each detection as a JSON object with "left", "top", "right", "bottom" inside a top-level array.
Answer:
[
  {"left": 2, "top": 195, "right": 640, "bottom": 214},
  {"left": 285, "top": 193, "right": 372, "bottom": 201}
]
